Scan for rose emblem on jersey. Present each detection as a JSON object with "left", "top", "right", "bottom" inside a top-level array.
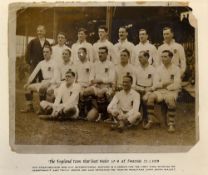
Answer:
[
  {"left": 48, "top": 67, "right": 51, "bottom": 71},
  {"left": 171, "top": 74, "right": 174, "bottom": 80},
  {"left": 86, "top": 68, "right": 89, "bottom": 73},
  {"left": 126, "top": 72, "right": 130, "bottom": 76},
  {"left": 131, "top": 100, "right": 134, "bottom": 106},
  {"left": 148, "top": 74, "right": 152, "bottom": 78},
  {"left": 173, "top": 49, "right": 177, "bottom": 54},
  {"left": 68, "top": 68, "right": 72, "bottom": 72},
  {"left": 70, "top": 91, "right": 72, "bottom": 96},
  {"left": 105, "top": 68, "right": 108, "bottom": 73}
]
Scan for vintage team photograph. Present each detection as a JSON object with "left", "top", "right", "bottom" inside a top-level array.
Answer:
[{"left": 10, "top": 2, "right": 197, "bottom": 152}]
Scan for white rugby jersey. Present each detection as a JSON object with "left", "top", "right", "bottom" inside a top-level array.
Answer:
[
  {"left": 132, "top": 40, "right": 158, "bottom": 66},
  {"left": 108, "top": 89, "right": 140, "bottom": 113},
  {"left": 54, "top": 83, "right": 81, "bottom": 107},
  {"left": 135, "top": 64, "right": 155, "bottom": 87},
  {"left": 89, "top": 60, "right": 115, "bottom": 84},
  {"left": 114, "top": 39, "right": 135, "bottom": 65},
  {"left": 28, "top": 58, "right": 55, "bottom": 83},
  {"left": 53, "top": 60, "right": 74, "bottom": 83},
  {"left": 71, "top": 40, "right": 93, "bottom": 64},
  {"left": 51, "top": 44, "right": 71, "bottom": 65},
  {"left": 153, "top": 64, "right": 181, "bottom": 91},
  {"left": 157, "top": 39, "right": 186, "bottom": 75},
  {"left": 115, "top": 63, "right": 136, "bottom": 87},
  {"left": 93, "top": 39, "right": 116, "bottom": 64},
  {"left": 74, "top": 60, "right": 91, "bottom": 87}
]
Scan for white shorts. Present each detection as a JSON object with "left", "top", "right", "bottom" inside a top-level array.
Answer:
[
  {"left": 153, "top": 89, "right": 178, "bottom": 103},
  {"left": 28, "top": 80, "right": 51, "bottom": 92},
  {"left": 40, "top": 101, "right": 79, "bottom": 119}
]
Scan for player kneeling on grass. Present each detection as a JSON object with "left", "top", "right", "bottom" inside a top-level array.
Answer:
[
  {"left": 39, "top": 70, "right": 81, "bottom": 120},
  {"left": 144, "top": 50, "right": 181, "bottom": 133},
  {"left": 107, "top": 75, "right": 141, "bottom": 132},
  {"left": 21, "top": 45, "right": 55, "bottom": 113}
]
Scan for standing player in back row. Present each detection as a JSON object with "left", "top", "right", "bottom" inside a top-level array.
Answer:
[
  {"left": 114, "top": 26, "right": 135, "bottom": 65},
  {"left": 71, "top": 28, "right": 93, "bottom": 64},
  {"left": 157, "top": 27, "right": 186, "bottom": 76},
  {"left": 132, "top": 28, "right": 158, "bottom": 67},
  {"left": 93, "top": 25, "right": 116, "bottom": 64},
  {"left": 51, "top": 32, "right": 70, "bottom": 67}
]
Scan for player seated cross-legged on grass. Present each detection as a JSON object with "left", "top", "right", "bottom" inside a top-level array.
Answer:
[
  {"left": 144, "top": 50, "right": 181, "bottom": 133},
  {"left": 21, "top": 45, "right": 55, "bottom": 113},
  {"left": 43, "top": 48, "right": 74, "bottom": 109},
  {"left": 134, "top": 50, "right": 157, "bottom": 124},
  {"left": 39, "top": 70, "right": 81, "bottom": 120},
  {"left": 107, "top": 75, "right": 141, "bottom": 132},
  {"left": 83, "top": 46, "right": 116, "bottom": 122},
  {"left": 74, "top": 47, "right": 92, "bottom": 119}
]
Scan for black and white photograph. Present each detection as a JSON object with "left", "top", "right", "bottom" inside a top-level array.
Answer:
[{"left": 9, "top": 2, "right": 197, "bottom": 152}]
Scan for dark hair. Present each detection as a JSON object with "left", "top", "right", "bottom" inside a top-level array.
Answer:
[
  {"left": 99, "top": 46, "right": 108, "bottom": 54},
  {"left": 139, "top": 28, "right": 148, "bottom": 34},
  {"left": 139, "top": 50, "right": 150, "bottom": 59},
  {"left": 162, "top": 50, "right": 173, "bottom": 58},
  {"left": 57, "top": 32, "right": 66, "bottom": 37},
  {"left": 78, "top": 28, "right": 88, "bottom": 35},
  {"left": 65, "top": 70, "right": 75, "bottom": 77},
  {"left": 98, "top": 25, "right": 108, "bottom": 32},
  {"left": 78, "top": 47, "right": 87, "bottom": 53},
  {"left": 123, "top": 75, "right": 133, "bottom": 83},
  {"left": 43, "top": 44, "right": 52, "bottom": 52},
  {"left": 121, "top": 49, "right": 130, "bottom": 57},
  {"left": 163, "top": 26, "right": 173, "bottom": 33},
  {"left": 64, "top": 48, "right": 71, "bottom": 56}
]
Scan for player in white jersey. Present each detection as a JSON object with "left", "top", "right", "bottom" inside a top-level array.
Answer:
[
  {"left": 115, "top": 49, "right": 136, "bottom": 91},
  {"left": 83, "top": 46, "right": 115, "bottom": 121},
  {"left": 74, "top": 47, "right": 92, "bottom": 118},
  {"left": 144, "top": 50, "right": 181, "bottom": 133},
  {"left": 51, "top": 32, "right": 70, "bottom": 66},
  {"left": 107, "top": 75, "right": 141, "bottom": 132},
  {"left": 39, "top": 70, "right": 81, "bottom": 120},
  {"left": 21, "top": 45, "right": 55, "bottom": 113},
  {"left": 114, "top": 26, "right": 135, "bottom": 65},
  {"left": 134, "top": 50, "right": 156, "bottom": 123},
  {"left": 93, "top": 25, "right": 116, "bottom": 64},
  {"left": 157, "top": 27, "right": 186, "bottom": 76},
  {"left": 44, "top": 48, "right": 74, "bottom": 106},
  {"left": 71, "top": 28, "right": 93, "bottom": 64},
  {"left": 132, "top": 29, "right": 158, "bottom": 66}
]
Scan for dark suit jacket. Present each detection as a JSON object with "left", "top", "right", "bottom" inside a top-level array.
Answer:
[{"left": 25, "top": 37, "right": 50, "bottom": 68}]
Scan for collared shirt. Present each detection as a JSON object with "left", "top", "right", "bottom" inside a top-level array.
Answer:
[
  {"left": 135, "top": 64, "right": 155, "bottom": 87},
  {"left": 71, "top": 40, "right": 93, "bottom": 64},
  {"left": 132, "top": 40, "right": 158, "bottom": 66},
  {"left": 108, "top": 89, "right": 140, "bottom": 113},
  {"left": 54, "top": 83, "right": 81, "bottom": 107},
  {"left": 114, "top": 39, "right": 135, "bottom": 65},
  {"left": 39, "top": 37, "right": 46, "bottom": 47},
  {"left": 74, "top": 60, "right": 92, "bottom": 87},
  {"left": 28, "top": 58, "right": 55, "bottom": 83},
  {"left": 153, "top": 64, "right": 181, "bottom": 91},
  {"left": 53, "top": 60, "right": 74, "bottom": 83},
  {"left": 157, "top": 39, "right": 186, "bottom": 75},
  {"left": 93, "top": 39, "right": 116, "bottom": 64},
  {"left": 51, "top": 44, "right": 71, "bottom": 66},
  {"left": 115, "top": 63, "right": 136, "bottom": 87},
  {"left": 89, "top": 60, "right": 115, "bottom": 84}
]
